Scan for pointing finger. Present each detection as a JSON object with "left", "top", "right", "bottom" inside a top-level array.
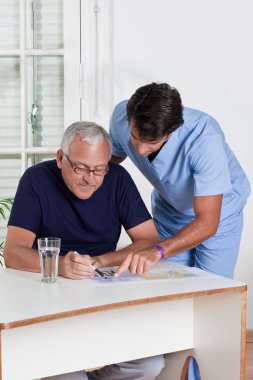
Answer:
[{"left": 114, "top": 254, "right": 133, "bottom": 277}]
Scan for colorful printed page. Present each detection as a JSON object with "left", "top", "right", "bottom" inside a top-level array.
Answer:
[{"left": 143, "top": 269, "right": 197, "bottom": 280}]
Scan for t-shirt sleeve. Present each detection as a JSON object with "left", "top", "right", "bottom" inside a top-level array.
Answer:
[
  {"left": 116, "top": 167, "right": 151, "bottom": 231},
  {"left": 109, "top": 102, "right": 128, "bottom": 158},
  {"left": 190, "top": 133, "right": 232, "bottom": 196},
  {"left": 8, "top": 169, "right": 42, "bottom": 234}
]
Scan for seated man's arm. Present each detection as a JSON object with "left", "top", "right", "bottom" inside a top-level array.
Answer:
[
  {"left": 4, "top": 226, "right": 95, "bottom": 280},
  {"left": 4, "top": 226, "right": 40, "bottom": 272},
  {"left": 93, "top": 219, "right": 161, "bottom": 270}
]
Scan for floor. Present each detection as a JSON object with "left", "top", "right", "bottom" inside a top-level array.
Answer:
[{"left": 247, "top": 342, "right": 253, "bottom": 380}]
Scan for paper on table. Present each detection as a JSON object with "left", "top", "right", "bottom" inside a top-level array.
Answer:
[
  {"left": 143, "top": 269, "right": 197, "bottom": 280},
  {"left": 90, "top": 268, "right": 198, "bottom": 284}
]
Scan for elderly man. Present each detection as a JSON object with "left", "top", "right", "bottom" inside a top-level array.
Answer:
[{"left": 4, "top": 121, "right": 164, "bottom": 380}]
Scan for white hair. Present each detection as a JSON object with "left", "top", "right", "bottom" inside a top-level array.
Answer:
[{"left": 60, "top": 121, "right": 112, "bottom": 155}]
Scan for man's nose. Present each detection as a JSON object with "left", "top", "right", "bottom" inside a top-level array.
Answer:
[
  {"left": 82, "top": 171, "right": 95, "bottom": 180},
  {"left": 135, "top": 142, "right": 149, "bottom": 155}
]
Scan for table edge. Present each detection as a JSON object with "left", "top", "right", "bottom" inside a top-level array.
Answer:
[{"left": 0, "top": 284, "right": 247, "bottom": 330}]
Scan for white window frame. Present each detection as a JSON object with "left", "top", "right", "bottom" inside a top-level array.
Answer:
[
  {"left": 0, "top": 0, "right": 113, "bottom": 172},
  {"left": 80, "top": 0, "right": 113, "bottom": 129},
  {"left": 64, "top": 0, "right": 81, "bottom": 127},
  {"left": 0, "top": 0, "right": 81, "bottom": 173}
]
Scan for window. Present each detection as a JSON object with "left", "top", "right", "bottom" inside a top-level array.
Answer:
[
  {"left": 80, "top": 0, "right": 112, "bottom": 127},
  {"left": 0, "top": 0, "right": 112, "bottom": 242}
]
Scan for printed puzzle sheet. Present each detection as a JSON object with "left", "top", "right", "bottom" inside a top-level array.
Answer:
[{"left": 91, "top": 268, "right": 197, "bottom": 284}]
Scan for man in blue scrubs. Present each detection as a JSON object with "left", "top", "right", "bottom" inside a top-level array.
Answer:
[{"left": 110, "top": 82, "right": 251, "bottom": 279}]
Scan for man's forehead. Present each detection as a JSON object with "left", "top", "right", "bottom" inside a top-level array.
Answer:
[
  {"left": 130, "top": 121, "right": 142, "bottom": 139},
  {"left": 68, "top": 141, "right": 110, "bottom": 164},
  {"left": 130, "top": 124, "right": 165, "bottom": 144}
]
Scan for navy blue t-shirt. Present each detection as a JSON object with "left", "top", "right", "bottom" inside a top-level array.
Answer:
[{"left": 8, "top": 160, "right": 151, "bottom": 256}]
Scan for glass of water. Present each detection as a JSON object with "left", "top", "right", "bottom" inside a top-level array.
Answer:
[{"left": 37, "top": 237, "right": 61, "bottom": 283}]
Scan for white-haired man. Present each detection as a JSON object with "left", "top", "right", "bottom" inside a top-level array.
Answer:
[{"left": 4, "top": 121, "right": 164, "bottom": 380}]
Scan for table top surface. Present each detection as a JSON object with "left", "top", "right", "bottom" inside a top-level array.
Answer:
[{"left": 0, "top": 261, "right": 246, "bottom": 329}]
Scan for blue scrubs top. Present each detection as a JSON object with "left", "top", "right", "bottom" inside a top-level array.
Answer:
[{"left": 110, "top": 100, "right": 251, "bottom": 276}]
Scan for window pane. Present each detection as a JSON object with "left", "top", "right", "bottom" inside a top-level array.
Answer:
[
  {"left": 27, "top": 56, "right": 64, "bottom": 147},
  {"left": 0, "top": 57, "right": 21, "bottom": 148},
  {"left": 0, "top": 155, "right": 21, "bottom": 241},
  {"left": 0, "top": 0, "right": 20, "bottom": 49},
  {"left": 26, "top": 0, "right": 63, "bottom": 49}
]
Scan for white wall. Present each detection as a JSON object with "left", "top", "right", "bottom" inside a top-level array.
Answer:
[{"left": 111, "top": 0, "right": 253, "bottom": 327}]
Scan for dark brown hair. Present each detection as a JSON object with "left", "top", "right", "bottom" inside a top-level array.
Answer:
[{"left": 127, "top": 82, "right": 184, "bottom": 141}]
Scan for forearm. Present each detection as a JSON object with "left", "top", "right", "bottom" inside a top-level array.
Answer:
[
  {"left": 160, "top": 217, "right": 217, "bottom": 258},
  {"left": 113, "top": 218, "right": 217, "bottom": 278},
  {"left": 94, "top": 238, "right": 158, "bottom": 268},
  {"left": 4, "top": 245, "right": 40, "bottom": 272}
]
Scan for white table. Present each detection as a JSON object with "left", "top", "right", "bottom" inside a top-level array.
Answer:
[{"left": 0, "top": 262, "right": 246, "bottom": 380}]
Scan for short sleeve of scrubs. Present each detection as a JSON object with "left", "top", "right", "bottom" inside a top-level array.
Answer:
[
  {"left": 190, "top": 133, "right": 232, "bottom": 196},
  {"left": 110, "top": 101, "right": 128, "bottom": 158}
]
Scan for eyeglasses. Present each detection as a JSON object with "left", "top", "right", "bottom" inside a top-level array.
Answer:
[{"left": 64, "top": 154, "right": 109, "bottom": 176}]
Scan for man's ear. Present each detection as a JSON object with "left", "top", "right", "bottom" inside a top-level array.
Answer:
[
  {"left": 165, "top": 133, "right": 171, "bottom": 142},
  {"left": 56, "top": 149, "right": 64, "bottom": 169}
]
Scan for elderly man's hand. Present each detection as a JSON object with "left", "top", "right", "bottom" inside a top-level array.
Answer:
[
  {"left": 58, "top": 251, "right": 95, "bottom": 279},
  {"left": 114, "top": 247, "right": 162, "bottom": 277}
]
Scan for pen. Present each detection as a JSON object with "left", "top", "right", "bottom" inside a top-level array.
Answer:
[
  {"left": 91, "top": 265, "right": 108, "bottom": 280},
  {"left": 73, "top": 251, "right": 107, "bottom": 279}
]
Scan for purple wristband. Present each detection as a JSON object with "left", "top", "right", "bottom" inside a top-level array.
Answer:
[{"left": 153, "top": 244, "right": 165, "bottom": 259}]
